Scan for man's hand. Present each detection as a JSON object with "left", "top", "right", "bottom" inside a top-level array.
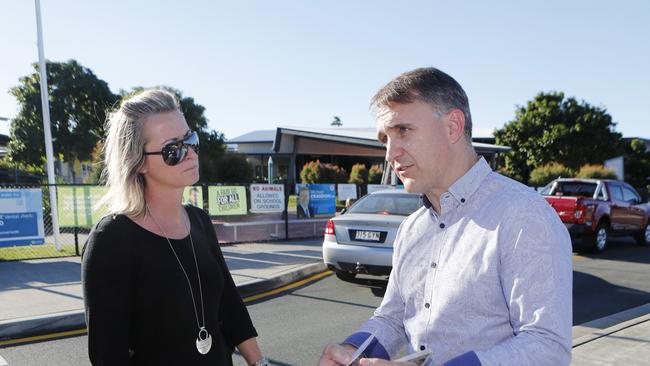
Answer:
[
  {"left": 359, "top": 359, "right": 416, "bottom": 366},
  {"left": 319, "top": 343, "right": 357, "bottom": 366},
  {"left": 319, "top": 344, "right": 418, "bottom": 366}
]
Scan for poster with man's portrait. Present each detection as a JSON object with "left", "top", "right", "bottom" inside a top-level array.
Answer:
[
  {"left": 182, "top": 186, "right": 203, "bottom": 209},
  {"left": 295, "top": 184, "right": 336, "bottom": 218}
]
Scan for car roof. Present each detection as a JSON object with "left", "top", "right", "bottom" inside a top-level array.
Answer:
[
  {"left": 554, "top": 178, "right": 619, "bottom": 183},
  {"left": 369, "top": 189, "right": 417, "bottom": 195}
]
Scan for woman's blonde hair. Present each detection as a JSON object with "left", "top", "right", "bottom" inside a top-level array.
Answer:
[{"left": 98, "top": 88, "right": 181, "bottom": 218}]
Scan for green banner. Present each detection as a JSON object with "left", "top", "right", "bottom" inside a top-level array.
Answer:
[
  {"left": 287, "top": 195, "right": 297, "bottom": 212},
  {"left": 208, "top": 186, "right": 247, "bottom": 216},
  {"left": 57, "top": 186, "right": 108, "bottom": 227}
]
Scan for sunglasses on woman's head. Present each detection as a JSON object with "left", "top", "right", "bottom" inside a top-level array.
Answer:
[{"left": 143, "top": 130, "right": 200, "bottom": 166}]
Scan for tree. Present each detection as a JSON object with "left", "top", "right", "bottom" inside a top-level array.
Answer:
[
  {"left": 494, "top": 92, "right": 623, "bottom": 183},
  {"left": 331, "top": 116, "right": 342, "bottom": 127},
  {"left": 368, "top": 164, "right": 383, "bottom": 184},
  {"left": 212, "top": 154, "right": 254, "bottom": 183},
  {"left": 8, "top": 60, "right": 118, "bottom": 173},
  {"left": 623, "top": 139, "right": 650, "bottom": 190},
  {"left": 528, "top": 162, "right": 574, "bottom": 187},
  {"left": 121, "top": 86, "right": 227, "bottom": 182},
  {"left": 0, "top": 159, "right": 44, "bottom": 183},
  {"left": 90, "top": 140, "right": 105, "bottom": 183},
  {"left": 348, "top": 163, "right": 368, "bottom": 184},
  {"left": 575, "top": 164, "right": 617, "bottom": 180},
  {"left": 300, "top": 160, "right": 347, "bottom": 183}
]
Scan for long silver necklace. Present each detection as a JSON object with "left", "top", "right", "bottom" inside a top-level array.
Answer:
[{"left": 147, "top": 205, "right": 212, "bottom": 355}]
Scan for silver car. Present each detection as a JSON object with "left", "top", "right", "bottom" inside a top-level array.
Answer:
[{"left": 323, "top": 189, "right": 423, "bottom": 281}]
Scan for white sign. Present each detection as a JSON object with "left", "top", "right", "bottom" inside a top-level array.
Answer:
[
  {"left": 367, "top": 184, "right": 395, "bottom": 194},
  {"left": 337, "top": 184, "right": 357, "bottom": 201},
  {"left": 250, "top": 184, "right": 285, "bottom": 213},
  {"left": 604, "top": 156, "right": 624, "bottom": 180},
  {"left": 0, "top": 189, "right": 45, "bottom": 247}
]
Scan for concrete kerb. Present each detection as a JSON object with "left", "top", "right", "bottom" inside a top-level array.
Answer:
[
  {"left": 0, "top": 310, "right": 85, "bottom": 343},
  {"left": 1, "top": 269, "right": 648, "bottom": 347},
  {"left": 237, "top": 262, "right": 328, "bottom": 299},
  {"left": 572, "top": 302, "right": 650, "bottom": 348},
  {"left": 0, "top": 262, "right": 329, "bottom": 343}
]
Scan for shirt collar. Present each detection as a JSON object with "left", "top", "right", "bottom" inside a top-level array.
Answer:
[
  {"left": 421, "top": 156, "right": 492, "bottom": 208},
  {"left": 448, "top": 156, "right": 492, "bottom": 205}
]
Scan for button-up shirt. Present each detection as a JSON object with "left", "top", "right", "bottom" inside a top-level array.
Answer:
[{"left": 345, "top": 157, "right": 572, "bottom": 366}]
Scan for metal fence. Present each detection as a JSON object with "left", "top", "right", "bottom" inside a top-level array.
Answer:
[
  {"left": 0, "top": 182, "right": 384, "bottom": 261},
  {"left": 0, "top": 183, "right": 83, "bottom": 261}
]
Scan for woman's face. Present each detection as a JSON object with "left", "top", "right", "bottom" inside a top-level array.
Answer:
[{"left": 140, "top": 111, "right": 199, "bottom": 190}]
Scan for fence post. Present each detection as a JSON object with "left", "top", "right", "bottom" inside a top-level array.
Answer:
[
  {"left": 74, "top": 226, "right": 79, "bottom": 256},
  {"left": 284, "top": 182, "right": 289, "bottom": 240}
]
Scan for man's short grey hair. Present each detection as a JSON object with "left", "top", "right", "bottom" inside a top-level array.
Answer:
[
  {"left": 371, "top": 67, "right": 473, "bottom": 141},
  {"left": 97, "top": 89, "right": 181, "bottom": 218}
]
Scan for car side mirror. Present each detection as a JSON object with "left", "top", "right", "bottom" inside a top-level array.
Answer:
[{"left": 340, "top": 208, "right": 347, "bottom": 214}]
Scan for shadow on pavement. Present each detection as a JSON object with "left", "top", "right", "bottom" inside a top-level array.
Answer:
[
  {"left": 573, "top": 237, "right": 650, "bottom": 265},
  {"left": 573, "top": 270, "right": 650, "bottom": 325},
  {"left": 0, "top": 259, "right": 80, "bottom": 291},
  {"left": 337, "top": 276, "right": 388, "bottom": 298}
]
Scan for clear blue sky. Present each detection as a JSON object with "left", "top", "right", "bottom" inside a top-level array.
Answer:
[{"left": 1, "top": 0, "right": 648, "bottom": 141}]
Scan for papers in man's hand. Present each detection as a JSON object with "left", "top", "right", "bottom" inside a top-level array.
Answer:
[
  {"left": 394, "top": 349, "right": 432, "bottom": 365},
  {"left": 345, "top": 331, "right": 377, "bottom": 366}
]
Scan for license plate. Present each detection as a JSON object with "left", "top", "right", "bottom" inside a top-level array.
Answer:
[{"left": 354, "top": 230, "right": 381, "bottom": 242}]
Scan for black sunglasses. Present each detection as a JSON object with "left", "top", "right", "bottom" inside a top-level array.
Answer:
[{"left": 143, "top": 130, "right": 199, "bottom": 166}]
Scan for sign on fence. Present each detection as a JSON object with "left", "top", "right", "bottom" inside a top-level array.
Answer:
[
  {"left": 182, "top": 186, "right": 204, "bottom": 209},
  {"left": 57, "top": 186, "right": 108, "bottom": 227},
  {"left": 367, "top": 184, "right": 404, "bottom": 194},
  {"left": 337, "top": 184, "right": 357, "bottom": 202},
  {"left": 208, "top": 186, "right": 247, "bottom": 216},
  {"left": 295, "top": 184, "right": 336, "bottom": 216},
  {"left": 0, "top": 189, "right": 45, "bottom": 247},
  {"left": 250, "top": 184, "right": 285, "bottom": 213}
]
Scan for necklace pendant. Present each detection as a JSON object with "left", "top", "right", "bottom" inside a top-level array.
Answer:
[{"left": 196, "top": 326, "right": 212, "bottom": 354}]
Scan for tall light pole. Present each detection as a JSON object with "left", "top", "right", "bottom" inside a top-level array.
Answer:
[
  {"left": 34, "top": 0, "right": 61, "bottom": 250},
  {"left": 267, "top": 156, "right": 274, "bottom": 184}
]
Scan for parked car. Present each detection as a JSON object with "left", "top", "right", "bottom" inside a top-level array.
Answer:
[
  {"left": 542, "top": 178, "right": 650, "bottom": 252},
  {"left": 322, "top": 189, "right": 423, "bottom": 281}
]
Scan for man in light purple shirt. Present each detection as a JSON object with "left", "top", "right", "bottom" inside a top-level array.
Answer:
[{"left": 319, "top": 67, "right": 572, "bottom": 366}]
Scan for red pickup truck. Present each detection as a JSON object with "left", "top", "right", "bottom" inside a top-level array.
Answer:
[{"left": 542, "top": 178, "right": 650, "bottom": 253}]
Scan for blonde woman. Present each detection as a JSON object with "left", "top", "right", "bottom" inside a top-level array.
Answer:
[{"left": 82, "top": 89, "right": 268, "bottom": 366}]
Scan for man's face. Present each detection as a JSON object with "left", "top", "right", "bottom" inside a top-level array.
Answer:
[
  {"left": 376, "top": 100, "right": 453, "bottom": 195},
  {"left": 299, "top": 189, "right": 310, "bottom": 205}
]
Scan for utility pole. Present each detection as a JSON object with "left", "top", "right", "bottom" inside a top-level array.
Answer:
[{"left": 35, "top": 0, "right": 61, "bottom": 250}]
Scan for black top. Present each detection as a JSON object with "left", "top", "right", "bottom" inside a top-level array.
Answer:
[{"left": 82, "top": 205, "right": 257, "bottom": 365}]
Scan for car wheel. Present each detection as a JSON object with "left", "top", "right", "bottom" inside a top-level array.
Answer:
[
  {"left": 335, "top": 270, "right": 356, "bottom": 281},
  {"left": 591, "top": 223, "right": 609, "bottom": 253},
  {"left": 635, "top": 220, "right": 650, "bottom": 247}
]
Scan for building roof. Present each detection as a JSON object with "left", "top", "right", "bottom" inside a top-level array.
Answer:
[
  {"left": 226, "top": 130, "right": 275, "bottom": 143},
  {"left": 273, "top": 126, "right": 383, "bottom": 151},
  {"left": 226, "top": 126, "right": 511, "bottom": 154},
  {"left": 472, "top": 127, "right": 496, "bottom": 139},
  {"left": 0, "top": 133, "right": 9, "bottom": 147}
]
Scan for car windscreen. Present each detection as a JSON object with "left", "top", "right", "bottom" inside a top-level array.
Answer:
[
  {"left": 348, "top": 193, "right": 423, "bottom": 216},
  {"left": 549, "top": 182, "right": 597, "bottom": 197}
]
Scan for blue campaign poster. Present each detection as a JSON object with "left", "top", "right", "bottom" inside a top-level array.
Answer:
[
  {"left": 0, "top": 189, "right": 45, "bottom": 247},
  {"left": 295, "top": 184, "right": 336, "bottom": 216}
]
